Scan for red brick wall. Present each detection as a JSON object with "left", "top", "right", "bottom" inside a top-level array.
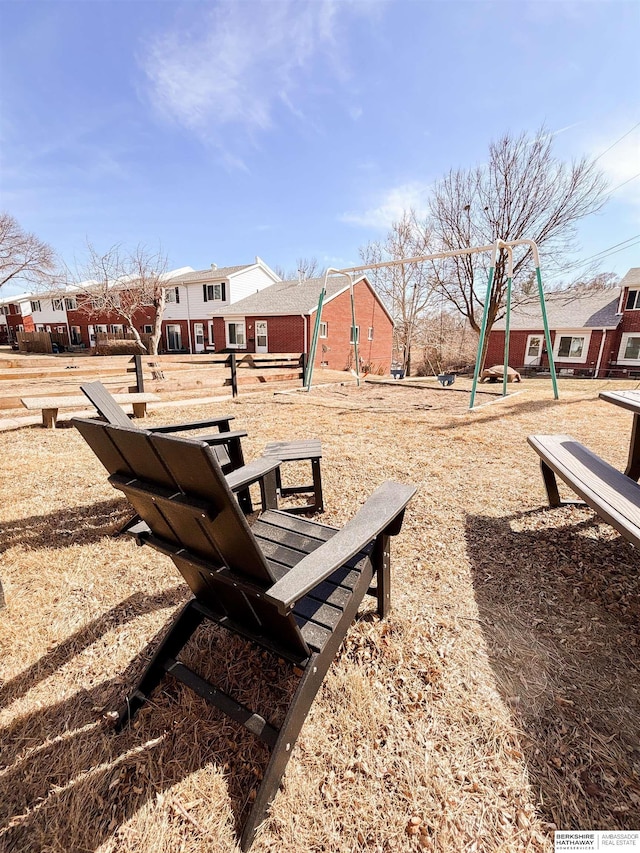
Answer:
[
  {"left": 487, "top": 327, "right": 617, "bottom": 376},
  {"left": 316, "top": 280, "right": 393, "bottom": 373},
  {"left": 246, "top": 315, "right": 306, "bottom": 353}
]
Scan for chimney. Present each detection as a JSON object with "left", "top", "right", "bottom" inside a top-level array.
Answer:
[
  {"left": 298, "top": 269, "right": 303, "bottom": 285},
  {"left": 211, "top": 263, "right": 217, "bottom": 271}
]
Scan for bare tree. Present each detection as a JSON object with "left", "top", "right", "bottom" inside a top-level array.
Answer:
[
  {"left": 360, "top": 211, "right": 437, "bottom": 374},
  {"left": 273, "top": 257, "right": 321, "bottom": 281},
  {"left": 0, "top": 212, "right": 57, "bottom": 290},
  {"left": 69, "top": 242, "right": 170, "bottom": 354},
  {"left": 427, "top": 129, "right": 609, "bottom": 369}
]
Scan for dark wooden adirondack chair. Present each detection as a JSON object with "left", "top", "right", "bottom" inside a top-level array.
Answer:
[
  {"left": 91, "top": 423, "right": 415, "bottom": 849},
  {"left": 73, "top": 417, "right": 282, "bottom": 521},
  {"left": 80, "top": 380, "right": 325, "bottom": 514}
]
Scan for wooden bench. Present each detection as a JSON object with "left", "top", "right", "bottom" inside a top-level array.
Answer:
[
  {"left": 528, "top": 434, "right": 640, "bottom": 548},
  {"left": 21, "top": 392, "right": 161, "bottom": 428}
]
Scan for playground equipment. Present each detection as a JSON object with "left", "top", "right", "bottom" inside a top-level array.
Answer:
[
  {"left": 333, "top": 237, "right": 558, "bottom": 410},
  {"left": 304, "top": 268, "right": 361, "bottom": 390}
]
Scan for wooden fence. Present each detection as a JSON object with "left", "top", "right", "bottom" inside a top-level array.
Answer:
[
  {"left": 0, "top": 352, "right": 307, "bottom": 411},
  {"left": 17, "top": 330, "right": 70, "bottom": 354}
]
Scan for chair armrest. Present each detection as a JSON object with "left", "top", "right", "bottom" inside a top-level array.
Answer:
[
  {"left": 148, "top": 416, "right": 235, "bottom": 433},
  {"left": 197, "top": 429, "right": 248, "bottom": 446},
  {"left": 264, "top": 481, "right": 416, "bottom": 615},
  {"left": 226, "top": 457, "right": 281, "bottom": 492}
]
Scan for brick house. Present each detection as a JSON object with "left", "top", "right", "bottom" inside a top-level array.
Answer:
[
  {"left": 485, "top": 267, "right": 640, "bottom": 378},
  {"left": 0, "top": 294, "right": 36, "bottom": 345},
  {"left": 5, "top": 258, "right": 279, "bottom": 352},
  {"left": 207, "top": 275, "right": 394, "bottom": 374}
]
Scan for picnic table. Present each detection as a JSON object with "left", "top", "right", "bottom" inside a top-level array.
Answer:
[
  {"left": 527, "top": 389, "right": 640, "bottom": 549},
  {"left": 599, "top": 390, "right": 640, "bottom": 480},
  {"left": 21, "top": 392, "right": 161, "bottom": 428}
]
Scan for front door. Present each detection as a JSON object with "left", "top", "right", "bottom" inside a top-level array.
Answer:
[
  {"left": 167, "top": 324, "right": 182, "bottom": 351},
  {"left": 255, "top": 320, "right": 268, "bottom": 353},
  {"left": 194, "top": 322, "right": 205, "bottom": 353},
  {"left": 524, "top": 334, "right": 542, "bottom": 365}
]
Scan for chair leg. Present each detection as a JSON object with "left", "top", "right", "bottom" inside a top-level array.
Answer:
[
  {"left": 311, "top": 457, "right": 324, "bottom": 513},
  {"left": 114, "top": 600, "right": 204, "bottom": 731},
  {"left": 372, "top": 534, "right": 391, "bottom": 618},
  {"left": 540, "top": 460, "right": 562, "bottom": 508},
  {"left": 240, "top": 653, "right": 327, "bottom": 850}
]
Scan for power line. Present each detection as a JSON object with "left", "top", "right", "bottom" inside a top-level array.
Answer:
[
  {"left": 607, "top": 172, "right": 640, "bottom": 195},
  {"left": 593, "top": 120, "right": 640, "bottom": 163},
  {"left": 577, "top": 234, "right": 640, "bottom": 265}
]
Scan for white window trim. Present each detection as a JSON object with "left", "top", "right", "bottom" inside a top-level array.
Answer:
[
  {"left": 52, "top": 298, "right": 64, "bottom": 312},
  {"left": 350, "top": 325, "right": 360, "bottom": 344},
  {"left": 319, "top": 321, "right": 328, "bottom": 339},
  {"left": 625, "top": 290, "right": 640, "bottom": 311},
  {"left": 368, "top": 326, "right": 374, "bottom": 341},
  {"left": 225, "top": 320, "right": 247, "bottom": 349},
  {"left": 552, "top": 329, "right": 591, "bottom": 363},
  {"left": 618, "top": 332, "right": 640, "bottom": 364}
]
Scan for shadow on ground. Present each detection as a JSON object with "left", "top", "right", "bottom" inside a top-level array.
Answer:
[
  {"left": 0, "top": 591, "right": 302, "bottom": 852},
  {"left": 466, "top": 508, "right": 640, "bottom": 830},
  {"left": 0, "top": 498, "right": 133, "bottom": 554}
]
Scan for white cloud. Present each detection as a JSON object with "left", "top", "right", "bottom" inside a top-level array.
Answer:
[
  {"left": 340, "top": 181, "right": 432, "bottom": 229},
  {"left": 139, "top": 0, "right": 373, "bottom": 154}
]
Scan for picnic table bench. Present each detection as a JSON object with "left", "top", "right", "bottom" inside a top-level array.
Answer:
[
  {"left": 21, "top": 392, "right": 161, "bottom": 428},
  {"left": 528, "top": 431, "right": 640, "bottom": 548}
]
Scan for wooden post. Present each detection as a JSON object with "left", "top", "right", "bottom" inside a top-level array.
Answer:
[
  {"left": 133, "top": 354, "right": 145, "bottom": 392},
  {"left": 229, "top": 353, "right": 238, "bottom": 398}
]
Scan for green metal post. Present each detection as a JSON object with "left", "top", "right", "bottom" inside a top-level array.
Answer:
[
  {"left": 536, "top": 266, "right": 559, "bottom": 399},
  {"left": 349, "top": 276, "right": 360, "bottom": 386},
  {"left": 304, "top": 287, "right": 325, "bottom": 390},
  {"left": 502, "top": 275, "right": 512, "bottom": 398},
  {"left": 469, "top": 265, "right": 495, "bottom": 409}
]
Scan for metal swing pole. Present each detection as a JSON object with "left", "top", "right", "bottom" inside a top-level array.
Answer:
[
  {"left": 469, "top": 241, "right": 499, "bottom": 409},
  {"left": 348, "top": 273, "right": 360, "bottom": 386},
  {"left": 304, "top": 272, "right": 328, "bottom": 390},
  {"left": 501, "top": 238, "right": 558, "bottom": 400},
  {"left": 502, "top": 245, "right": 514, "bottom": 399}
]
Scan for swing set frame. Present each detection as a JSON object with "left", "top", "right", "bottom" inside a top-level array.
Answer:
[{"left": 303, "top": 237, "right": 558, "bottom": 409}]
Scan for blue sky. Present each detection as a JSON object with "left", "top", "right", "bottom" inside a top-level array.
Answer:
[{"left": 1, "top": 0, "right": 639, "bottom": 297}]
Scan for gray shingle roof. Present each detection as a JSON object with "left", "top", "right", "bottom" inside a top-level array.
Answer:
[
  {"left": 620, "top": 267, "right": 640, "bottom": 289},
  {"left": 209, "top": 276, "right": 356, "bottom": 316},
  {"left": 492, "top": 288, "right": 621, "bottom": 330},
  {"left": 171, "top": 265, "right": 252, "bottom": 283}
]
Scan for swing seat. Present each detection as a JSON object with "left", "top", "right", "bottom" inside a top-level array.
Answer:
[{"left": 437, "top": 373, "right": 456, "bottom": 387}]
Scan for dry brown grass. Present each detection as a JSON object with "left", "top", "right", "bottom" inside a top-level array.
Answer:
[{"left": 1, "top": 377, "right": 639, "bottom": 852}]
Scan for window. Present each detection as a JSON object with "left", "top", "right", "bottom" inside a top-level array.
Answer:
[
  {"left": 95, "top": 324, "right": 108, "bottom": 334},
  {"left": 110, "top": 324, "right": 123, "bottom": 335},
  {"left": 350, "top": 325, "right": 360, "bottom": 344},
  {"left": 226, "top": 321, "right": 246, "bottom": 348},
  {"left": 36, "top": 324, "right": 44, "bottom": 332},
  {"left": 0, "top": 306, "right": 8, "bottom": 315},
  {"left": 208, "top": 321, "right": 214, "bottom": 345},
  {"left": 368, "top": 327, "right": 374, "bottom": 341},
  {"left": 56, "top": 326, "right": 66, "bottom": 334},
  {"left": 52, "top": 298, "right": 64, "bottom": 311},
  {"left": 165, "top": 287, "right": 180, "bottom": 304},
  {"left": 625, "top": 290, "right": 640, "bottom": 310},
  {"left": 319, "top": 321, "right": 328, "bottom": 338},
  {"left": 64, "top": 297, "right": 77, "bottom": 310},
  {"left": 30, "top": 300, "right": 41, "bottom": 313},
  {"left": 142, "top": 324, "right": 153, "bottom": 334},
  {"left": 619, "top": 334, "right": 640, "bottom": 362},
  {"left": 70, "top": 326, "right": 82, "bottom": 345},
  {"left": 203, "top": 282, "right": 226, "bottom": 302},
  {"left": 555, "top": 334, "right": 588, "bottom": 361}
]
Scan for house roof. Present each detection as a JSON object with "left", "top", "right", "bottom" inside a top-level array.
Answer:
[
  {"left": 208, "top": 275, "right": 369, "bottom": 317},
  {"left": 620, "top": 267, "right": 640, "bottom": 289},
  {"left": 492, "top": 288, "right": 622, "bottom": 331},
  {"left": 171, "top": 265, "right": 252, "bottom": 283}
]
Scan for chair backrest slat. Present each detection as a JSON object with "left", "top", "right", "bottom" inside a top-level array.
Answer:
[
  {"left": 73, "top": 418, "right": 134, "bottom": 476},
  {"left": 81, "top": 381, "right": 132, "bottom": 426}
]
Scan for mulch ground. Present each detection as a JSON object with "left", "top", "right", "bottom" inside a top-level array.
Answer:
[{"left": 1, "top": 377, "right": 638, "bottom": 852}]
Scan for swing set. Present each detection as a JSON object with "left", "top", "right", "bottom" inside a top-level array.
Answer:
[{"left": 303, "top": 237, "right": 559, "bottom": 410}]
